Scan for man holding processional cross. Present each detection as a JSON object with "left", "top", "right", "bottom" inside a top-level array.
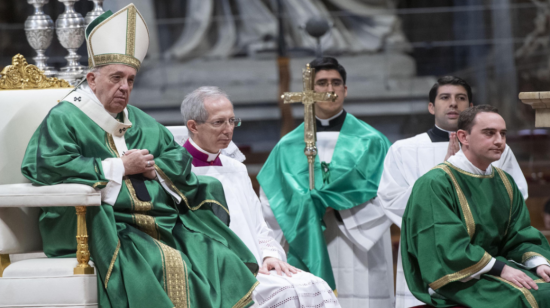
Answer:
[{"left": 259, "top": 57, "right": 395, "bottom": 307}]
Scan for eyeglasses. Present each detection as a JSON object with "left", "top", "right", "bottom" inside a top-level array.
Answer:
[
  {"left": 315, "top": 80, "right": 344, "bottom": 88},
  {"left": 200, "top": 118, "right": 242, "bottom": 128}
]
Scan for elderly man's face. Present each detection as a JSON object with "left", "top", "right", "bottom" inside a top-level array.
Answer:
[
  {"left": 87, "top": 64, "right": 136, "bottom": 114},
  {"left": 193, "top": 96, "right": 235, "bottom": 153}
]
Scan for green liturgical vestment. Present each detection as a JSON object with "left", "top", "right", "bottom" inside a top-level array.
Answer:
[
  {"left": 257, "top": 114, "right": 391, "bottom": 290},
  {"left": 402, "top": 162, "right": 550, "bottom": 308},
  {"left": 21, "top": 96, "right": 259, "bottom": 308}
]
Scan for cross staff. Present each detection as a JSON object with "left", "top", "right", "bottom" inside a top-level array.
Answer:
[{"left": 281, "top": 64, "right": 338, "bottom": 190}]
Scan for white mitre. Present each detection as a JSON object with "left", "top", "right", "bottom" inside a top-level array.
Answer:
[{"left": 86, "top": 3, "right": 149, "bottom": 71}]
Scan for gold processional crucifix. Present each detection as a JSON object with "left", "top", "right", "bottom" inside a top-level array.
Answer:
[{"left": 281, "top": 64, "right": 338, "bottom": 190}]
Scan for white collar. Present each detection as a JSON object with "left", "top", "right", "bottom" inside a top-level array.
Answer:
[
  {"left": 316, "top": 109, "right": 343, "bottom": 127},
  {"left": 189, "top": 137, "right": 220, "bottom": 162},
  {"left": 76, "top": 82, "right": 118, "bottom": 118},
  {"left": 64, "top": 82, "right": 132, "bottom": 137},
  {"left": 435, "top": 124, "right": 455, "bottom": 134},
  {"left": 447, "top": 149, "right": 492, "bottom": 175}
]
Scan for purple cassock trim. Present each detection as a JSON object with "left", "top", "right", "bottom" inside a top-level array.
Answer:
[{"left": 183, "top": 139, "right": 223, "bottom": 167}]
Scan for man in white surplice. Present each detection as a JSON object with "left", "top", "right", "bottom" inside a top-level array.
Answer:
[
  {"left": 177, "top": 86, "right": 341, "bottom": 308},
  {"left": 378, "top": 76, "right": 528, "bottom": 308},
  {"left": 259, "top": 57, "right": 395, "bottom": 308}
]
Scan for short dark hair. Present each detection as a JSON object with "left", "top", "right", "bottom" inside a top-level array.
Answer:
[
  {"left": 458, "top": 105, "right": 499, "bottom": 133},
  {"left": 429, "top": 76, "right": 473, "bottom": 104},
  {"left": 309, "top": 57, "right": 347, "bottom": 85}
]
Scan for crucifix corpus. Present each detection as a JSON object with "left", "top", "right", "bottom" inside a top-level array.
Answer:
[{"left": 281, "top": 63, "right": 338, "bottom": 190}]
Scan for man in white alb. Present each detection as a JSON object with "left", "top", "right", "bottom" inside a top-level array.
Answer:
[
  {"left": 258, "top": 57, "right": 395, "bottom": 308},
  {"left": 378, "top": 76, "right": 528, "bottom": 308},
  {"left": 178, "top": 86, "right": 341, "bottom": 308}
]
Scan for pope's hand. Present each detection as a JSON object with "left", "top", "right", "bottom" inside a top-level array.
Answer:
[
  {"left": 444, "top": 132, "right": 460, "bottom": 161},
  {"left": 501, "top": 265, "right": 538, "bottom": 290},
  {"left": 122, "top": 149, "right": 155, "bottom": 176},
  {"left": 536, "top": 264, "right": 550, "bottom": 282},
  {"left": 259, "top": 257, "right": 300, "bottom": 277}
]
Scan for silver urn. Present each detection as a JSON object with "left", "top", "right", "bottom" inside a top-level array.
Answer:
[
  {"left": 56, "top": 0, "right": 86, "bottom": 85},
  {"left": 24, "top": 0, "right": 57, "bottom": 77},
  {"left": 85, "top": 0, "right": 105, "bottom": 25}
]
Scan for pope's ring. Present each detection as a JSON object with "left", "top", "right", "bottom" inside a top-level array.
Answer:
[{"left": 146, "top": 161, "right": 151, "bottom": 167}]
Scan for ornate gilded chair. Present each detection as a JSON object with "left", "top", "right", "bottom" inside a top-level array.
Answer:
[{"left": 0, "top": 55, "right": 100, "bottom": 308}]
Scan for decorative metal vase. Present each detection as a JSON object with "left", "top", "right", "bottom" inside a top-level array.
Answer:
[
  {"left": 24, "top": 0, "right": 57, "bottom": 77},
  {"left": 85, "top": 0, "right": 105, "bottom": 25},
  {"left": 56, "top": 0, "right": 86, "bottom": 85}
]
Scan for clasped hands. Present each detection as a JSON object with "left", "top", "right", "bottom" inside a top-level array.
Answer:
[
  {"left": 500, "top": 264, "right": 550, "bottom": 290},
  {"left": 121, "top": 149, "right": 156, "bottom": 179},
  {"left": 259, "top": 257, "right": 301, "bottom": 277}
]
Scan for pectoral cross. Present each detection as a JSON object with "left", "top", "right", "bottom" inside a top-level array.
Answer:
[{"left": 281, "top": 64, "right": 338, "bottom": 190}]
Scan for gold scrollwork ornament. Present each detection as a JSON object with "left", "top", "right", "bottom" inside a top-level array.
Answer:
[{"left": 0, "top": 54, "right": 72, "bottom": 90}]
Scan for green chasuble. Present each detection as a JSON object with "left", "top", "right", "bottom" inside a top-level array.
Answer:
[
  {"left": 21, "top": 99, "right": 259, "bottom": 308},
  {"left": 257, "top": 113, "right": 391, "bottom": 290},
  {"left": 402, "top": 162, "right": 550, "bottom": 308}
]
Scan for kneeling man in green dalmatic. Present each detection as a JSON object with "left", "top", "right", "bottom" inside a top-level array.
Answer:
[{"left": 402, "top": 105, "right": 550, "bottom": 308}]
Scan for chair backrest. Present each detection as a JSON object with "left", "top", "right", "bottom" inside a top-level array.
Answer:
[{"left": 0, "top": 88, "right": 72, "bottom": 254}]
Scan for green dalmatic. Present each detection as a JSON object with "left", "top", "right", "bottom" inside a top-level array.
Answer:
[
  {"left": 402, "top": 162, "right": 550, "bottom": 308},
  {"left": 22, "top": 101, "right": 259, "bottom": 308}
]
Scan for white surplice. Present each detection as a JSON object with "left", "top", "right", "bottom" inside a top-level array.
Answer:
[
  {"left": 260, "top": 131, "right": 395, "bottom": 308},
  {"left": 378, "top": 132, "right": 528, "bottom": 308},
  {"left": 191, "top": 154, "right": 340, "bottom": 308}
]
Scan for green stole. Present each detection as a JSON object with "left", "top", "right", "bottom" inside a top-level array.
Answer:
[{"left": 257, "top": 113, "right": 391, "bottom": 290}]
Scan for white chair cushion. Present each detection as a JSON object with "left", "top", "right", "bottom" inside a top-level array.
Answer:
[
  {"left": 0, "top": 258, "right": 97, "bottom": 307},
  {"left": 0, "top": 183, "right": 100, "bottom": 208}
]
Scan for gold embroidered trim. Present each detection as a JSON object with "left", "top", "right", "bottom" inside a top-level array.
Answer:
[
  {"left": 154, "top": 165, "right": 188, "bottom": 204},
  {"left": 92, "top": 181, "right": 108, "bottom": 188},
  {"left": 134, "top": 213, "right": 159, "bottom": 240},
  {"left": 496, "top": 168, "right": 514, "bottom": 237},
  {"left": 444, "top": 161, "right": 495, "bottom": 178},
  {"left": 433, "top": 165, "right": 476, "bottom": 239},
  {"left": 522, "top": 252, "right": 550, "bottom": 264},
  {"left": 429, "top": 252, "right": 492, "bottom": 290},
  {"left": 154, "top": 165, "right": 229, "bottom": 214},
  {"left": 153, "top": 239, "right": 189, "bottom": 308},
  {"left": 104, "top": 240, "right": 121, "bottom": 289},
  {"left": 106, "top": 133, "right": 120, "bottom": 158},
  {"left": 232, "top": 281, "right": 260, "bottom": 308},
  {"left": 89, "top": 54, "right": 140, "bottom": 71},
  {"left": 124, "top": 177, "right": 152, "bottom": 211},
  {"left": 126, "top": 5, "right": 136, "bottom": 56},
  {"left": 534, "top": 278, "right": 549, "bottom": 283},
  {"left": 192, "top": 199, "right": 229, "bottom": 214},
  {"left": 495, "top": 276, "right": 538, "bottom": 308}
]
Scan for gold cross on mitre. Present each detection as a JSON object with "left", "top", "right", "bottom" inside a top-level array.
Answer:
[{"left": 281, "top": 63, "right": 338, "bottom": 190}]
